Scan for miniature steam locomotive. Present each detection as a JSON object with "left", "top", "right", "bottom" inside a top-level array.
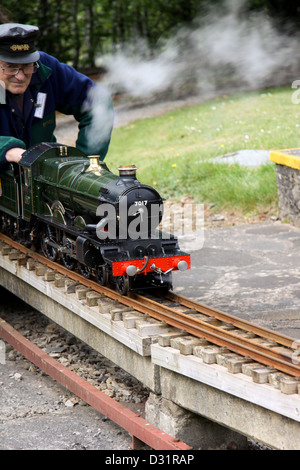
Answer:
[{"left": 0, "top": 143, "right": 190, "bottom": 294}]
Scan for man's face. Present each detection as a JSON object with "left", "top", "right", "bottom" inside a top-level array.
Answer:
[{"left": 0, "top": 61, "right": 34, "bottom": 94}]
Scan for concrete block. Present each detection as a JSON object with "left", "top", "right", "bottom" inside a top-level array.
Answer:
[
  {"left": 54, "top": 274, "right": 66, "bottom": 288},
  {"left": 136, "top": 318, "right": 169, "bottom": 337},
  {"left": 98, "top": 298, "right": 119, "bottom": 314},
  {"left": 64, "top": 280, "right": 78, "bottom": 294},
  {"left": 170, "top": 335, "right": 191, "bottom": 350},
  {"left": 145, "top": 392, "right": 248, "bottom": 450},
  {"left": 200, "top": 345, "right": 220, "bottom": 364},
  {"left": 110, "top": 307, "right": 132, "bottom": 321},
  {"left": 241, "top": 362, "right": 262, "bottom": 376},
  {"left": 44, "top": 269, "right": 56, "bottom": 282},
  {"left": 215, "top": 351, "right": 238, "bottom": 367},
  {"left": 268, "top": 372, "right": 290, "bottom": 389},
  {"left": 178, "top": 336, "right": 205, "bottom": 355},
  {"left": 227, "top": 357, "right": 253, "bottom": 374},
  {"left": 123, "top": 311, "right": 144, "bottom": 328},
  {"left": 75, "top": 286, "right": 91, "bottom": 300},
  {"left": 86, "top": 291, "right": 103, "bottom": 307},
  {"left": 8, "top": 249, "right": 19, "bottom": 260},
  {"left": 280, "top": 377, "right": 300, "bottom": 395},
  {"left": 26, "top": 259, "right": 37, "bottom": 270},
  {"left": 158, "top": 331, "right": 186, "bottom": 347},
  {"left": 1, "top": 245, "right": 10, "bottom": 255},
  {"left": 252, "top": 367, "right": 276, "bottom": 384},
  {"left": 35, "top": 264, "right": 47, "bottom": 276},
  {"left": 17, "top": 255, "right": 28, "bottom": 266}
]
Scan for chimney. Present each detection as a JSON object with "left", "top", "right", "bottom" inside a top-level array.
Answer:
[{"left": 117, "top": 165, "right": 138, "bottom": 181}]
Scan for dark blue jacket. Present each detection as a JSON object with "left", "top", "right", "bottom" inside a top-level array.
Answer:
[{"left": 0, "top": 52, "right": 113, "bottom": 171}]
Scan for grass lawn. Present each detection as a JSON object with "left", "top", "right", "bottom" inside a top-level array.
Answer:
[{"left": 107, "top": 87, "right": 300, "bottom": 215}]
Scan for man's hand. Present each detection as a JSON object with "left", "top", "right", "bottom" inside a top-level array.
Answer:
[{"left": 5, "top": 148, "right": 25, "bottom": 163}]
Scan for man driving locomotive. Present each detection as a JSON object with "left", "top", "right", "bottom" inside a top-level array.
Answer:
[{"left": 0, "top": 23, "right": 113, "bottom": 172}]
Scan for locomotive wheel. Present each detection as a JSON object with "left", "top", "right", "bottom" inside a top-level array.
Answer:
[
  {"left": 61, "top": 253, "right": 75, "bottom": 270},
  {"left": 95, "top": 265, "right": 108, "bottom": 286},
  {"left": 115, "top": 276, "right": 129, "bottom": 295},
  {"left": 9, "top": 217, "right": 18, "bottom": 240},
  {"left": 79, "top": 263, "right": 92, "bottom": 279},
  {"left": 41, "top": 224, "right": 59, "bottom": 261},
  {"left": 0, "top": 213, "right": 17, "bottom": 239}
]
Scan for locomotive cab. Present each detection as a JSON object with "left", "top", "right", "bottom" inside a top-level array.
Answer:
[
  {"left": 0, "top": 163, "right": 19, "bottom": 216},
  {"left": 0, "top": 163, "right": 21, "bottom": 236}
]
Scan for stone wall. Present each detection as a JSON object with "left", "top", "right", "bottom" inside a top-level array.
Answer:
[{"left": 275, "top": 163, "right": 300, "bottom": 226}]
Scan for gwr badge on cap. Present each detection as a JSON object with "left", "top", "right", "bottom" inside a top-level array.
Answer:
[{"left": 0, "top": 23, "right": 40, "bottom": 63}]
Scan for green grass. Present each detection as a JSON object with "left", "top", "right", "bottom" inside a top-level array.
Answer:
[{"left": 107, "top": 87, "right": 300, "bottom": 213}]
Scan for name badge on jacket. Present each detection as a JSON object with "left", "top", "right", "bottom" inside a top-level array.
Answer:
[{"left": 34, "top": 92, "right": 47, "bottom": 118}]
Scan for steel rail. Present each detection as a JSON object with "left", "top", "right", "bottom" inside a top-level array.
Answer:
[
  {"left": 128, "top": 293, "right": 300, "bottom": 377},
  {"left": 0, "top": 317, "right": 192, "bottom": 450},
  {"left": 165, "top": 292, "right": 296, "bottom": 349},
  {"left": 1, "top": 233, "right": 299, "bottom": 377}
]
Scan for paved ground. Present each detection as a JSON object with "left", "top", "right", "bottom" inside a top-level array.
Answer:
[
  {"left": 0, "top": 358, "right": 132, "bottom": 450},
  {"left": 173, "top": 221, "right": 300, "bottom": 340}
]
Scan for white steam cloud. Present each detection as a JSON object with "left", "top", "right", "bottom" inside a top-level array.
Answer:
[
  {"left": 97, "top": 0, "right": 300, "bottom": 99},
  {"left": 83, "top": 85, "right": 114, "bottom": 157},
  {"left": 98, "top": 46, "right": 179, "bottom": 97},
  {"left": 84, "top": 1, "right": 300, "bottom": 152}
]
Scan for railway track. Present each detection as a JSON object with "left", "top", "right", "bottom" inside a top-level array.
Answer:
[{"left": 0, "top": 232, "right": 299, "bottom": 379}]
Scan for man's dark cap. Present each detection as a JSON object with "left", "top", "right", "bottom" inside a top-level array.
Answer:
[{"left": 0, "top": 23, "right": 40, "bottom": 64}]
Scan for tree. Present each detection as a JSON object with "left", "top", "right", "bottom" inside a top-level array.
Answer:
[{"left": 0, "top": 0, "right": 298, "bottom": 71}]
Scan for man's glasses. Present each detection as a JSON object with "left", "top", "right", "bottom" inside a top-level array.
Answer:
[{"left": 0, "top": 62, "right": 39, "bottom": 77}]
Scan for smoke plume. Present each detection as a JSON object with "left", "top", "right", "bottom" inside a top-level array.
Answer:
[
  {"left": 97, "top": 1, "right": 300, "bottom": 99},
  {"left": 84, "top": 1, "right": 300, "bottom": 151}
]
